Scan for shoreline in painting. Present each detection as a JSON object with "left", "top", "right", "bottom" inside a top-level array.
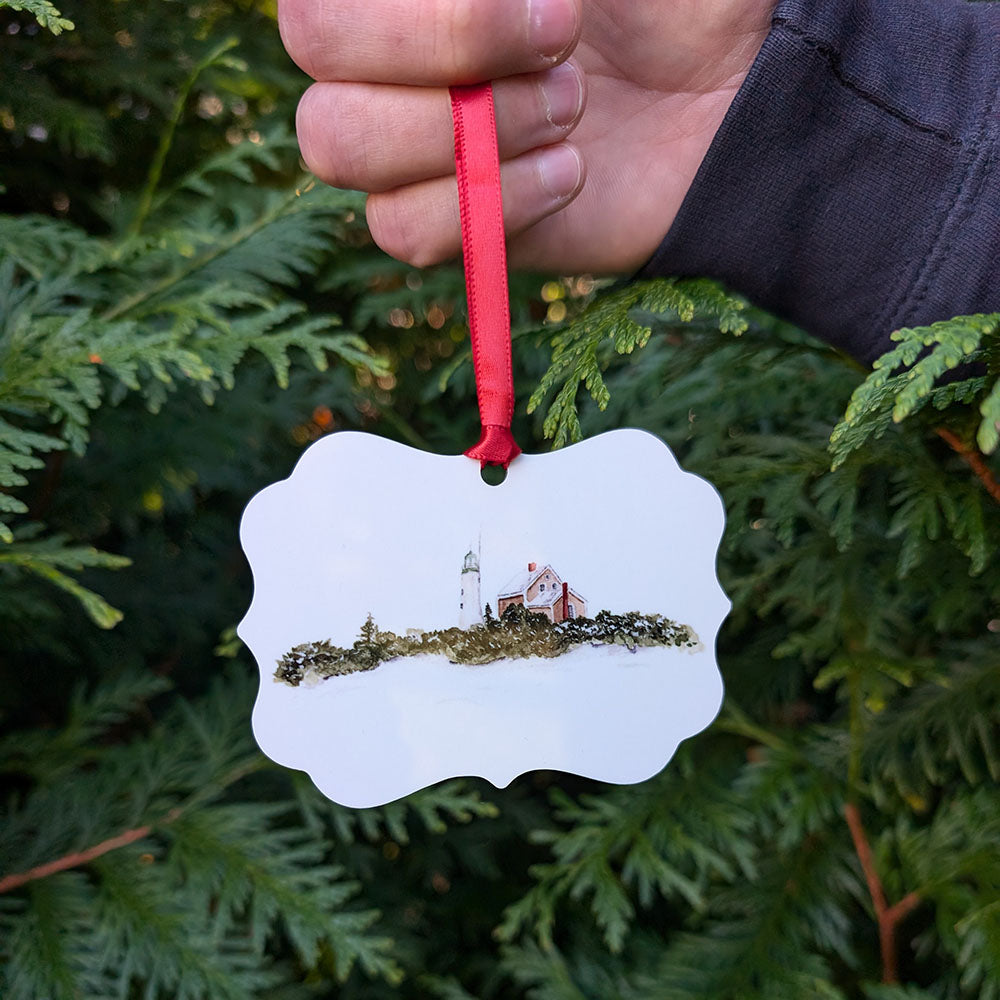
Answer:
[
  {"left": 275, "top": 607, "right": 702, "bottom": 688},
  {"left": 256, "top": 640, "right": 723, "bottom": 802}
]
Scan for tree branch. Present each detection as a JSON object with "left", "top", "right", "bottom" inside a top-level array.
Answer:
[
  {"left": 0, "top": 817, "right": 166, "bottom": 894},
  {"left": 886, "top": 891, "right": 922, "bottom": 926},
  {"left": 844, "top": 802, "right": 921, "bottom": 983},
  {"left": 0, "top": 757, "right": 264, "bottom": 894},
  {"left": 102, "top": 181, "right": 310, "bottom": 322},
  {"left": 127, "top": 37, "right": 240, "bottom": 237},
  {"left": 936, "top": 427, "right": 1000, "bottom": 504}
]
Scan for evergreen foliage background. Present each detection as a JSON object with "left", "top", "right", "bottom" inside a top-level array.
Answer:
[{"left": 1, "top": 1, "right": 998, "bottom": 997}]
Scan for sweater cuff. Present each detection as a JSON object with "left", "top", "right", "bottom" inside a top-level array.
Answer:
[{"left": 640, "top": 0, "right": 1000, "bottom": 366}]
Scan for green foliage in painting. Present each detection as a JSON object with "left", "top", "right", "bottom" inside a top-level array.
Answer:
[{"left": 275, "top": 609, "right": 698, "bottom": 685}]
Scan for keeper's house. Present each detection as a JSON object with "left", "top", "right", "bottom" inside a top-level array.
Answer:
[{"left": 497, "top": 562, "right": 587, "bottom": 624}]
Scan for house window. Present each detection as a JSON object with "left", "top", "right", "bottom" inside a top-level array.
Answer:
[
  {"left": 568, "top": 604, "right": 576, "bottom": 618},
  {"left": 540, "top": 583, "right": 546, "bottom": 591}
]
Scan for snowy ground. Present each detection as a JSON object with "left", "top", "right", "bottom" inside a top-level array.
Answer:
[{"left": 253, "top": 642, "right": 724, "bottom": 807}]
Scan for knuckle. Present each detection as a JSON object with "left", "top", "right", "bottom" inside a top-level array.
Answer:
[
  {"left": 277, "top": 0, "right": 321, "bottom": 77},
  {"left": 295, "top": 90, "right": 335, "bottom": 181},
  {"left": 366, "top": 194, "right": 445, "bottom": 268},
  {"left": 296, "top": 86, "right": 375, "bottom": 190},
  {"left": 426, "top": 0, "right": 484, "bottom": 81}
]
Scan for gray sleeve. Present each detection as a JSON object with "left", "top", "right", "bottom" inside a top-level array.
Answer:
[{"left": 639, "top": 0, "right": 1000, "bottom": 365}]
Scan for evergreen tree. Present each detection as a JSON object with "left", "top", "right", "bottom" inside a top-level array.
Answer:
[
  {"left": 2, "top": 1, "right": 999, "bottom": 998},
  {"left": 351, "top": 613, "right": 386, "bottom": 671}
]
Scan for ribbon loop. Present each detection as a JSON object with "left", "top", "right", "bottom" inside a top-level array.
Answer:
[{"left": 450, "top": 83, "right": 521, "bottom": 469}]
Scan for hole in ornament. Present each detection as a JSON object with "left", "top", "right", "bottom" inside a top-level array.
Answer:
[{"left": 481, "top": 464, "right": 507, "bottom": 486}]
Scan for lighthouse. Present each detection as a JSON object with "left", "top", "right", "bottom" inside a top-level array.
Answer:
[{"left": 458, "top": 548, "right": 483, "bottom": 629}]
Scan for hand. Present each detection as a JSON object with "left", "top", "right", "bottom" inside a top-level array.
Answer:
[{"left": 279, "top": 0, "right": 775, "bottom": 273}]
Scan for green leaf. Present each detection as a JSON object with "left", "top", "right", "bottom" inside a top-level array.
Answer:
[
  {"left": 830, "top": 313, "right": 1000, "bottom": 468},
  {"left": 0, "top": 537, "right": 130, "bottom": 628},
  {"left": 530, "top": 278, "right": 748, "bottom": 445},
  {"left": 0, "top": 0, "right": 74, "bottom": 33}
]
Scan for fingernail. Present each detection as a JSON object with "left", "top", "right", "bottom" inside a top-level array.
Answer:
[
  {"left": 540, "top": 61, "right": 583, "bottom": 128},
  {"left": 528, "top": 0, "right": 579, "bottom": 60},
  {"left": 537, "top": 144, "right": 582, "bottom": 200}
]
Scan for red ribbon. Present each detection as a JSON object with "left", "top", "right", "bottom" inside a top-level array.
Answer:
[{"left": 450, "top": 83, "right": 522, "bottom": 469}]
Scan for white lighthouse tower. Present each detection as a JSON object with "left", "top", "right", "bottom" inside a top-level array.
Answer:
[{"left": 458, "top": 548, "right": 483, "bottom": 629}]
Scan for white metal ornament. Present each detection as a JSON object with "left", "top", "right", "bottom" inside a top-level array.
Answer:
[{"left": 239, "top": 428, "right": 729, "bottom": 807}]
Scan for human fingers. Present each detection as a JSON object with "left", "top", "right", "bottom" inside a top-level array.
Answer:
[
  {"left": 278, "top": 0, "right": 581, "bottom": 85},
  {"left": 297, "top": 62, "right": 585, "bottom": 194},
  {"left": 366, "top": 142, "right": 584, "bottom": 268}
]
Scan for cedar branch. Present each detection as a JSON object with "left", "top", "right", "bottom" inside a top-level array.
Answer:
[
  {"left": 844, "top": 802, "right": 921, "bottom": 983},
  {"left": 0, "top": 757, "right": 263, "bottom": 894},
  {"left": 936, "top": 427, "right": 1000, "bottom": 504},
  {"left": 0, "top": 811, "right": 177, "bottom": 894}
]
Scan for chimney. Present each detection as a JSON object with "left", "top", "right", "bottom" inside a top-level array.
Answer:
[
  {"left": 528, "top": 562, "right": 536, "bottom": 572},
  {"left": 562, "top": 582, "right": 569, "bottom": 621}
]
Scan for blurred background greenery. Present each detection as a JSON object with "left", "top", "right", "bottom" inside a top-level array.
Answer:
[{"left": 1, "top": 2, "right": 999, "bottom": 998}]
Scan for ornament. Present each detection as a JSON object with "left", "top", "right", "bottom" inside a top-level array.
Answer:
[{"left": 239, "top": 84, "right": 729, "bottom": 807}]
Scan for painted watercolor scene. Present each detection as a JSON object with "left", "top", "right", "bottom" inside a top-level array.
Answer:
[
  {"left": 275, "top": 552, "right": 701, "bottom": 687},
  {"left": 239, "top": 431, "right": 729, "bottom": 805}
]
